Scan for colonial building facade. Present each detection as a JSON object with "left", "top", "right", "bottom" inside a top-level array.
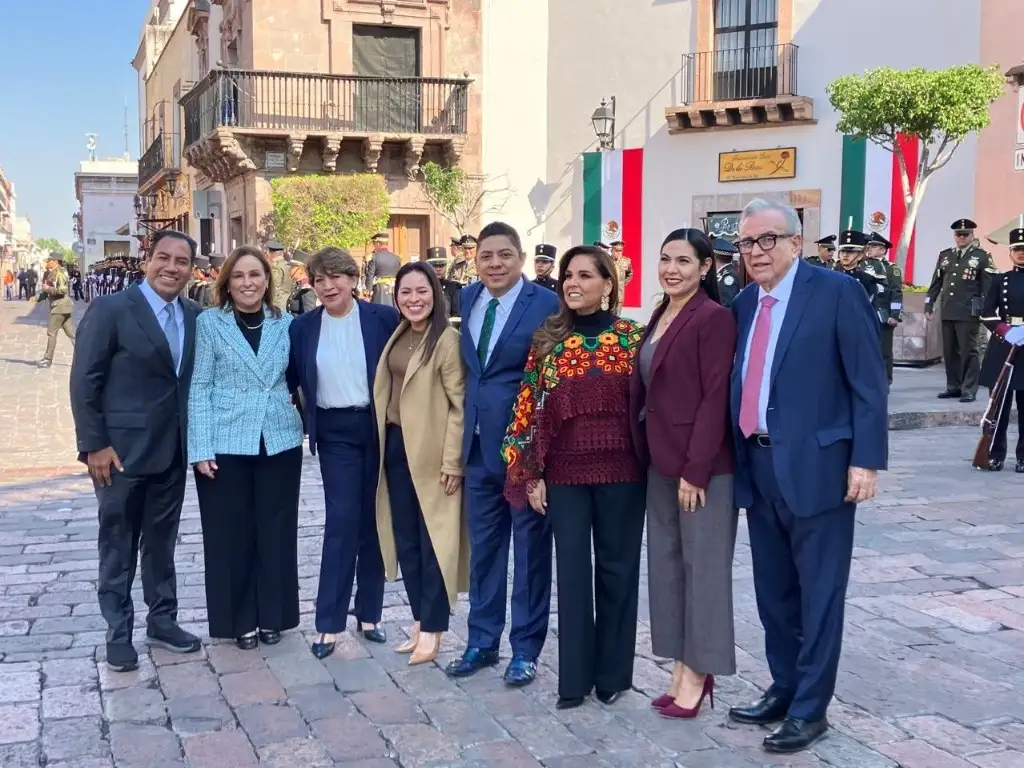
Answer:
[{"left": 74, "top": 159, "right": 140, "bottom": 269}]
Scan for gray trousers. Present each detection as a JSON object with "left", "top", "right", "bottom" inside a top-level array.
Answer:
[{"left": 646, "top": 470, "right": 738, "bottom": 674}]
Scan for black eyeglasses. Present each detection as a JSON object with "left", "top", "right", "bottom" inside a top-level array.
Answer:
[
  {"left": 954, "top": 231, "right": 972, "bottom": 237},
  {"left": 735, "top": 233, "right": 795, "bottom": 254}
]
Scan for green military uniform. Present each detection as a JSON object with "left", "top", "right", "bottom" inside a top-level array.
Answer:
[
  {"left": 446, "top": 234, "right": 477, "bottom": 285},
  {"left": 808, "top": 235, "right": 837, "bottom": 268},
  {"left": 864, "top": 233, "right": 904, "bottom": 385},
  {"left": 267, "top": 240, "right": 293, "bottom": 311},
  {"left": 926, "top": 219, "right": 997, "bottom": 401},
  {"left": 40, "top": 256, "right": 76, "bottom": 367}
]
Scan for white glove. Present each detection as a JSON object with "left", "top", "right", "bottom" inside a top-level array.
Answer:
[{"left": 1005, "top": 326, "right": 1024, "bottom": 346}]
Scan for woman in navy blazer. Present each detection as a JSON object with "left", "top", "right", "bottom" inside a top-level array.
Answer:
[
  {"left": 629, "top": 228, "right": 739, "bottom": 719},
  {"left": 188, "top": 245, "right": 305, "bottom": 650},
  {"left": 288, "top": 247, "right": 400, "bottom": 660}
]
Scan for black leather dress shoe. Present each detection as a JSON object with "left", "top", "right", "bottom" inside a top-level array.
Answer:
[
  {"left": 1016, "top": 459, "right": 1024, "bottom": 474},
  {"left": 236, "top": 633, "right": 258, "bottom": 651},
  {"left": 595, "top": 689, "right": 622, "bottom": 705},
  {"left": 728, "top": 692, "right": 791, "bottom": 725},
  {"left": 361, "top": 626, "right": 387, "bottom": 644},
  {"left": 445, "top": 647, "right": 500, "bottom": 678},
  {"left": 937, "top": 389, "right": 962, "bottom": 399},
  {"left": 147, "top": 624, "right": 201, "bottom": 654},
  {"left": 311, "top": 636, "right": 336, "bottom": 659},
  {"left": 503, "top": 656, "right": 537, "bottom": 687},
  {"left": 959, "top": 393, "right": 977, "bottom": 403},
  {"left": 105, "top": 642, "right": 139, "bottom": 672},
  {"left": 556, "top": 696, "right": 585, "bottom": 710},
  {"left": 259, "top": 630, "right": 281, "bottom": 645},
  {"left": 763, "top": 716, "right": 829, "bottom": 753},
  {"left": 989, "top": 459, "right": 1005, "bottom": 471}
]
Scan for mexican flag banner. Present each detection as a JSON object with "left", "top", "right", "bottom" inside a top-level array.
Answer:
[
  {"left": 839, "top": 134, "right": 920, "bottom": 281},
  {"left": 582, "top": 148, "right": 643, "bottom": 308}
]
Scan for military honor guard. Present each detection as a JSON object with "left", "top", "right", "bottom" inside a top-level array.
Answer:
[
  {"left": 926, "top": 219, "right": 998, "bottom": 402},
  {"left": 446, "top": 234, "right": 476, "bottom": 285},
  {"left": 363, "top": 232, "right": 402, "bottom": 306},
  {"left": 863, "top": 233, "right": 904, "bottom": 385},
  {"left": 713, "top": 237, "right": 740, "bottom": 307},
  {"left": 809, "top": 235, "right": 837, "bottom": 268},
  {"left": 187, "top": 257, "right": 211, "bottom": 305},
  {"left": 532, "top": 244, "right": 558, "bottom": 292},
  {"left": 978, "top": 224, "right": 1024, "bottom": 473},
  {"left": 836, "top": 228, "right": 882, "bottom": 298},
  {"left": 610, "top": 240, "right": 634, "bottom": 307},
  {"left": 425, "top": 246, "right": 462, "bottom": 318},
  {"left": 267, "top": 239, "right": 294, "bottom": 311},
  {"left": 38, "top": 252, "right": 77, "bottom": 367}
]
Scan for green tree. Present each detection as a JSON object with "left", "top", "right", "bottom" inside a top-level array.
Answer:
[
  {"left": 35, "top": 237, "right": 75, "bottom": 266},
  {"left": 269, "top": 174, "right": 390, "bottom": 252},
  {"left": 827, "top": 64, "right": 1005, "bottom": 273},
  {"left": 414, "top": 161, "right": 512, "bottom": 235}
]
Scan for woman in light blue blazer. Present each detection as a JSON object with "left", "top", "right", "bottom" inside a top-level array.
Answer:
[{"left": 188, "top": 245, "right": 305, "bottom": 650}]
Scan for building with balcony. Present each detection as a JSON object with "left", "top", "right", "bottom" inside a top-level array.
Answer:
[
  {"left": 171, "top": 0, "right": 481, "bottom": 261},
  {"left": 0, "top": 167, "right": 14, "bottom": 269},
  {"left": 74, "top": 159, "right": 139, "bottom": 269},
  {"left": 502, "top": 0, "right": 1018, "bottom": 314}
]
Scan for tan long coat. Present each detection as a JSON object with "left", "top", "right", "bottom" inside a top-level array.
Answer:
[{"left": 373, "top": 324, "right": 470, "bottom": 606}]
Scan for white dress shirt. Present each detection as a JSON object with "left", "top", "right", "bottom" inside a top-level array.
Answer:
[
  {"left": 316, "top": 305, "right": 370, "bottom": 408},
  {"left": 466, "top": 277, "right": 525, "bottom": 366},
  {"left": 741, "top": 258, "right": 800, "bottom": 434},
  {"left": 139, "top": 278, "right": 185, "bottom": 375}
]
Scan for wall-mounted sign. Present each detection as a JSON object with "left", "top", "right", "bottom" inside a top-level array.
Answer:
[
  {"left": 719, "top": 148, "right": 797, "bottom": 183},
  {"left": 1017, "top": 87, "right": 1024, "bottom": 146},
  {"left": 1014, "top": 147, "right": 1024, "bottom": 173},
  {"left": 265, "top": 152, "right": 286, "bottom": 170}
]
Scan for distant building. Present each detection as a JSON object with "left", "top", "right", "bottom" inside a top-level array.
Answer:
[
  {"left": 0, "top": 167, "right": 14, "bottom": 270},
  {"left": 74, "top": 158, "right": 139, "bottom": 270}
]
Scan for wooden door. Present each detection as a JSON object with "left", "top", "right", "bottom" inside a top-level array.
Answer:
[{"left": 387, "top": 215, "right": 429, "bottom": 262}]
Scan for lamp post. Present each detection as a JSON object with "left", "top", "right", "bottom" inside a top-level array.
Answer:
[
  {"left": 167, "top": 174, "right": 178, "bottom": 197},
  {"left": 133, "top": 194, "right": 143, "bottom": 217},
  {"left": 591, "top": 96, "right": 616, "bottom": 151}
]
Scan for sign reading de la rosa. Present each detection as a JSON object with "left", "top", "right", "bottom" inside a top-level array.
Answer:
[{"left": 719, "top": 148, "right": 797, "bottom": 182}]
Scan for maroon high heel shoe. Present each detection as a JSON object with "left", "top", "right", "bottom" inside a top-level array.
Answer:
[
  {"left": 659, "top": 674, "right": 714, "bottom": 719},
  {"left": 650, "top": 694, "right": 674, "bottom": 710}
]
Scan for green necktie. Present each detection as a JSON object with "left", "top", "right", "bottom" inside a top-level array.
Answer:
[{"left": 477, "top": 298, "right": 499, "bottom": 367}]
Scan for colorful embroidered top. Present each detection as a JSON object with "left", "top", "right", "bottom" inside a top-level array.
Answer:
[{"left": 502, "top": 311, "right": 644, "bottom": 506}]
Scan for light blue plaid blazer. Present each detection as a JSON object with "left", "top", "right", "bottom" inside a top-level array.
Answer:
[{"left": 187, "top": 307, "right": 304, "bottom": 463}]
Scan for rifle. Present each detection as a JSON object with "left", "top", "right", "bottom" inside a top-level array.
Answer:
[{"left": 972, "top": 345, "right": 1018, "bottom": 470}]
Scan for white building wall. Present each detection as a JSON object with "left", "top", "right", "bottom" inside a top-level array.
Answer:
[{"left": 79, "top": 176, "right": 139, "bottom": 268}]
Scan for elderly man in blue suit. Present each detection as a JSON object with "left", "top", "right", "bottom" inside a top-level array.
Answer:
[
  {"left": 445, "top": 222, "right": 559, "bottom": 686},
  {"left": 727, "top": 200, "right": 888, "bottom": 754}
]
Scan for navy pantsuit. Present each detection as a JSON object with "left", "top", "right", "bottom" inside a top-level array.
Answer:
[
  {"left": 730, "top": 260, "right": 888, "bottom": 721},
  {"left": 459, "top": 279, "right": 559, "bottom": 658}
]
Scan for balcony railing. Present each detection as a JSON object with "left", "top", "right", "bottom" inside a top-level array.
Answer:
[
  {"left": 138, "top": 132, "right": 179, "bottom": 189},
  {"left": 682, "top": 43, "right": 798, "bottom": 104},
  {"left": 182, "top": 69, "right": 471, "bottom": 147}
]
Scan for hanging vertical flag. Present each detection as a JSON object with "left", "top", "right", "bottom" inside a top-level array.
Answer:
[
  {"left": 839, "top": 134, "right": 920, "bottom": 282},
  {"left": 582, "top": 148, "right": 644, "bottom": 308}
]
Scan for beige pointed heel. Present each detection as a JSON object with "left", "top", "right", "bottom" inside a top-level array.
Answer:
[
  {"left": 409, "top": 632, "right": 441, "bottom": 666},
  {"left": 394, "top": 622, "right": 420, "bottom": 654}
]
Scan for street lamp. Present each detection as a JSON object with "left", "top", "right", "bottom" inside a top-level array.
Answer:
[
  {"left": 146, "top": 193, "right": 158, "bottom": 210},
  {"left": 591, "top": 97, "right": 616, "bottom": 151},
  {"left": 167, "top": 174, "right": 178, "bottom": 197},
  {"left": 133, "top": 194, "right": 143, "bottom": 217}
]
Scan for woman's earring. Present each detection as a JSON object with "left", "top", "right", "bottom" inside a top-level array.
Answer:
[{"left": 601, "top": 293, "right": 610, "bottom": 311}]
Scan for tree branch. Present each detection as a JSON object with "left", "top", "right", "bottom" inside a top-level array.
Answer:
[{"left": 929, "top": 139, "right": 961, "bottom": 173}]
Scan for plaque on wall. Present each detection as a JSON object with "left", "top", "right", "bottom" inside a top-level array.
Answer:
[
  {"left": 719, "top": 148, "right": 796, "bottom": 183},
  {"left": 265, "top": 152, "right": 286, "bottom": 170}
]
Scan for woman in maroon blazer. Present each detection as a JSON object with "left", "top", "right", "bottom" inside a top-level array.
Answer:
[{"left": 629, "top": 228, "right": 739, "bottom": 720}]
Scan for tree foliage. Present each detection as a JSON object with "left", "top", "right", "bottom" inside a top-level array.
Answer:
[
  {"left": 415, "top": 161, "right": 512, "bottom": 235},
  {"left": 269, "top": 174, "right": 390, "bottom": 252},
  {"left": 35, "top": 238, "right": 75, "bottom": 266},
  {"left": 827, "top": 64, "right": 1005, "bottom": 275}
]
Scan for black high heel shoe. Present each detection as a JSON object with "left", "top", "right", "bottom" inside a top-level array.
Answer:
[{"left": 311, "top": 633, "right": 336, "bottom": 659}]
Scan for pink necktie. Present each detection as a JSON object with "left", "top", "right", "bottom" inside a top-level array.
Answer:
[{"left": 740, "top": 295, "right": 779, "bottom": 438}]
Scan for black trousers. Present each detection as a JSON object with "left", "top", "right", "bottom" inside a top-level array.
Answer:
[
  {"left": 385, "top": 425, "right": 449, "bottom": 632},
  {"left": 95, "top": 453, "right": 186, "bottom": 645},
  {"left": 991, "top": 389, "right": 1024, "bottom": 463},
  {"left": 881, "top": 323, "right": 895, "bottom": 385},
  {"left": 942, "top": 320, "right": 983, "bottom": 395},
  {"left": 548, "top": 481, "right": 646, "bottom": 699},
  {"left": 195, "top": 444, "right": 303, "bottom": 638}
]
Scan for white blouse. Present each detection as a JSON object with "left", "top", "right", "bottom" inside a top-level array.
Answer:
[{"left": 315, "top": 305, "right": 370, "bottom": 409}]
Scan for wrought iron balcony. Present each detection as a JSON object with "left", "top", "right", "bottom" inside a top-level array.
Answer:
[
  {"left": 182, "top": 68, "right": 471, "bottom": 147},
  {"left": 138, "top": 132, "right": 179, "bottom": 190},
  {"left": 666, "top": 43, "right": 813, "bottom": 133}
]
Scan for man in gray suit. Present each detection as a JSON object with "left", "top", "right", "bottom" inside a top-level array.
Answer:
[
  {"left": 362, "top": 232, "right": 401, "bottom": 306},
  {"left": 70, "top": 230, "right": 202, "bottom": 671}
]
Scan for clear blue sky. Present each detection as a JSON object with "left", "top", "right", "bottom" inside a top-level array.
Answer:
[{"left": 0, "top": 1, "right": 143, "bottom": 243}]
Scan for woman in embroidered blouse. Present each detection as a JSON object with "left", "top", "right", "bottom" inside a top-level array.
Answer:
[
  {"left": 188, "top": 245, "right": 305, "bottom": 650},
  {"left": 502, "top": 244, "right": 645, "bottom": 710}
]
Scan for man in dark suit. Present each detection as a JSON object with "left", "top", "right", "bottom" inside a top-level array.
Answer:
[
  {"left": 727, "top": 200, "right": 888, "bottom": 753},
  {"left": 70, "top": 230, "right": 202, "bottom": 672},
  {"left": 445, "top": 222, "right": 560, "bottom": 687}
]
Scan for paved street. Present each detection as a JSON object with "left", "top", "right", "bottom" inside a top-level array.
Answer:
[{"left": 1, "top": 297, "right": 1023, "bottom": 767}]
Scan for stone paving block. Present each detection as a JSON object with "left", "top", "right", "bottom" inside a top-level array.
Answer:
[
  {"left": 391, "top": 665, "right": 470, "bottom": 703},
  {"left": 420, "top": 696, "right": 509, "bottom": 745},
  {"left": 257, "top": 736, "right": 334, "bottom": 768},
  {"left": 0, "top": 668, "right": 40, "bottom": 704},
  {"left": 287, "top": 683, "right": 358, "bottom": 723},
  {"left": 379, "top": 723, "right": 461, "bottom": 767},
  {"left": 96, "top": 654, "right": 157, "bottom": 690},
  {"left": 166, "top": 693, "right": 237, "bottom": 736},
  {"left": 42, "top": 656, "right": 96, "bottom": 688},
  {"left": 183, "top": 729, "right": 259, "bottom": 768},
  {"left": 0, "top": 703, "right": 39, "bottom": 744},
  {"left": 41, "top": 716, "right": 108, "bottom": 761},
  {"left": 969, "top": 751, "right": 1024, "bottom": 768},
  {"left": 234, "top": 702, "right": 309, "bottom": 748},
  {"left": 150, "top": 644, "right": 207, "bottom": 667},
  {"left": 266, "top": 651, "right": 334, "bottom": 689},
  {"left": 0, "top": 742, "right": 41, "bottom": 768},
  {"left": 207, "top": 643, "right": 270, "bottom": 675},
  {"left": 157, "top": 659, "right": 221, "bottom": 698},
  {"left": 310, "top": 713, "right": 389, "bottom": 761},
  {"left": 220, "top": 668, "right": 287, "bottom": 707},
  {"left": 42, "top": 683, "right": 101, "bottom": 719},
  {"left": 878, "top": 738, "right": 978, "bottom": 768},
  {"left": 101, "top": 685, "right": 168, "bottom": 723},
  {"left": 322, "top": 656, "right": 395, "bottom": 693},
  {"left": 108, "top": 722, "right": 183, "bottom": 767},
  {"left": 498, "top": 715, "right": 593, "bottom": 761},
  {"left": 897, "top": 715, "right": 1001, "bottom": 756},
  {"left": 349, "top": 688, "right": 426, "bottom": 725},
  {"left": 459, "top": 740, "right": 541, "bottom": 766}
]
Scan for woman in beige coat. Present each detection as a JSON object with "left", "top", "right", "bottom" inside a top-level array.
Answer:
[{"left": 373, "top": 261, "right": 469, "bottom": 665}]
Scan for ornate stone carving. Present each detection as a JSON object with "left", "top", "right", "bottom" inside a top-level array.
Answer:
[
  {"left": 183, "top": 128, "right": 256, "bottom": 183},
  {"left": 362, "top": 135, "right": 384, "bottom": 173},
  {"left": 321, "top": 136, "right": 342, "bottom": 172},
  {"left": 286, "top": 134, "right": 306, "bottom": 172},
  {"left": 403, "top": 137, "right": 426, "bottom": 176},
  {"left": 442, "top": 136, "right": 466, "bottom": 168}
]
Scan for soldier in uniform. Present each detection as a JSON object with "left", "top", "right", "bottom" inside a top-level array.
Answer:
[
  {"left": 267, "top": 240, "right": 294, "bottom": 311},
  {"left": 38, "top": 253, "right": 77, "bottom": 368},
  {"left": 532, "top": 244, "right": 558, "bottom": 292},
  {"left": 363, "top": 232, "right": 401, "bottom": 306},
  {"left": 287, "top": 251, "right": 318, "bottom": 316},
  {"left": 809, "top": 235, "right": 837, "bottom": 267},
  {"left": 864, "top": 232, "right": 904, "bottom": 385},
  {"left": 609, "top": 240, "right": 633, "bottom": 307},
  {"left": 713, "top": 237, "right": 739, "bottom": 308},
  {"left": 978, "top": 225, "right": 1024, "bottom": 472},
  {"left": 425, "top": 246, "right": 461, "bottom": 318},
  {"left": 446, "top": 235, "right": 476, "bottom": 285},
  {"left": 925, "top": 219, "right": 997, "bottom": 402},
  {"left": 187, "top": 257, "right": 210, "bottom": 304},
  {"left": 836, "top": 229, "right": 882, "bottom": 297}
]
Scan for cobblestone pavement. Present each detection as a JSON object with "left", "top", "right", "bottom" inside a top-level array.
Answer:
[{"left": 2, "top": 298, "right": 1024, "bottom": 767}]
